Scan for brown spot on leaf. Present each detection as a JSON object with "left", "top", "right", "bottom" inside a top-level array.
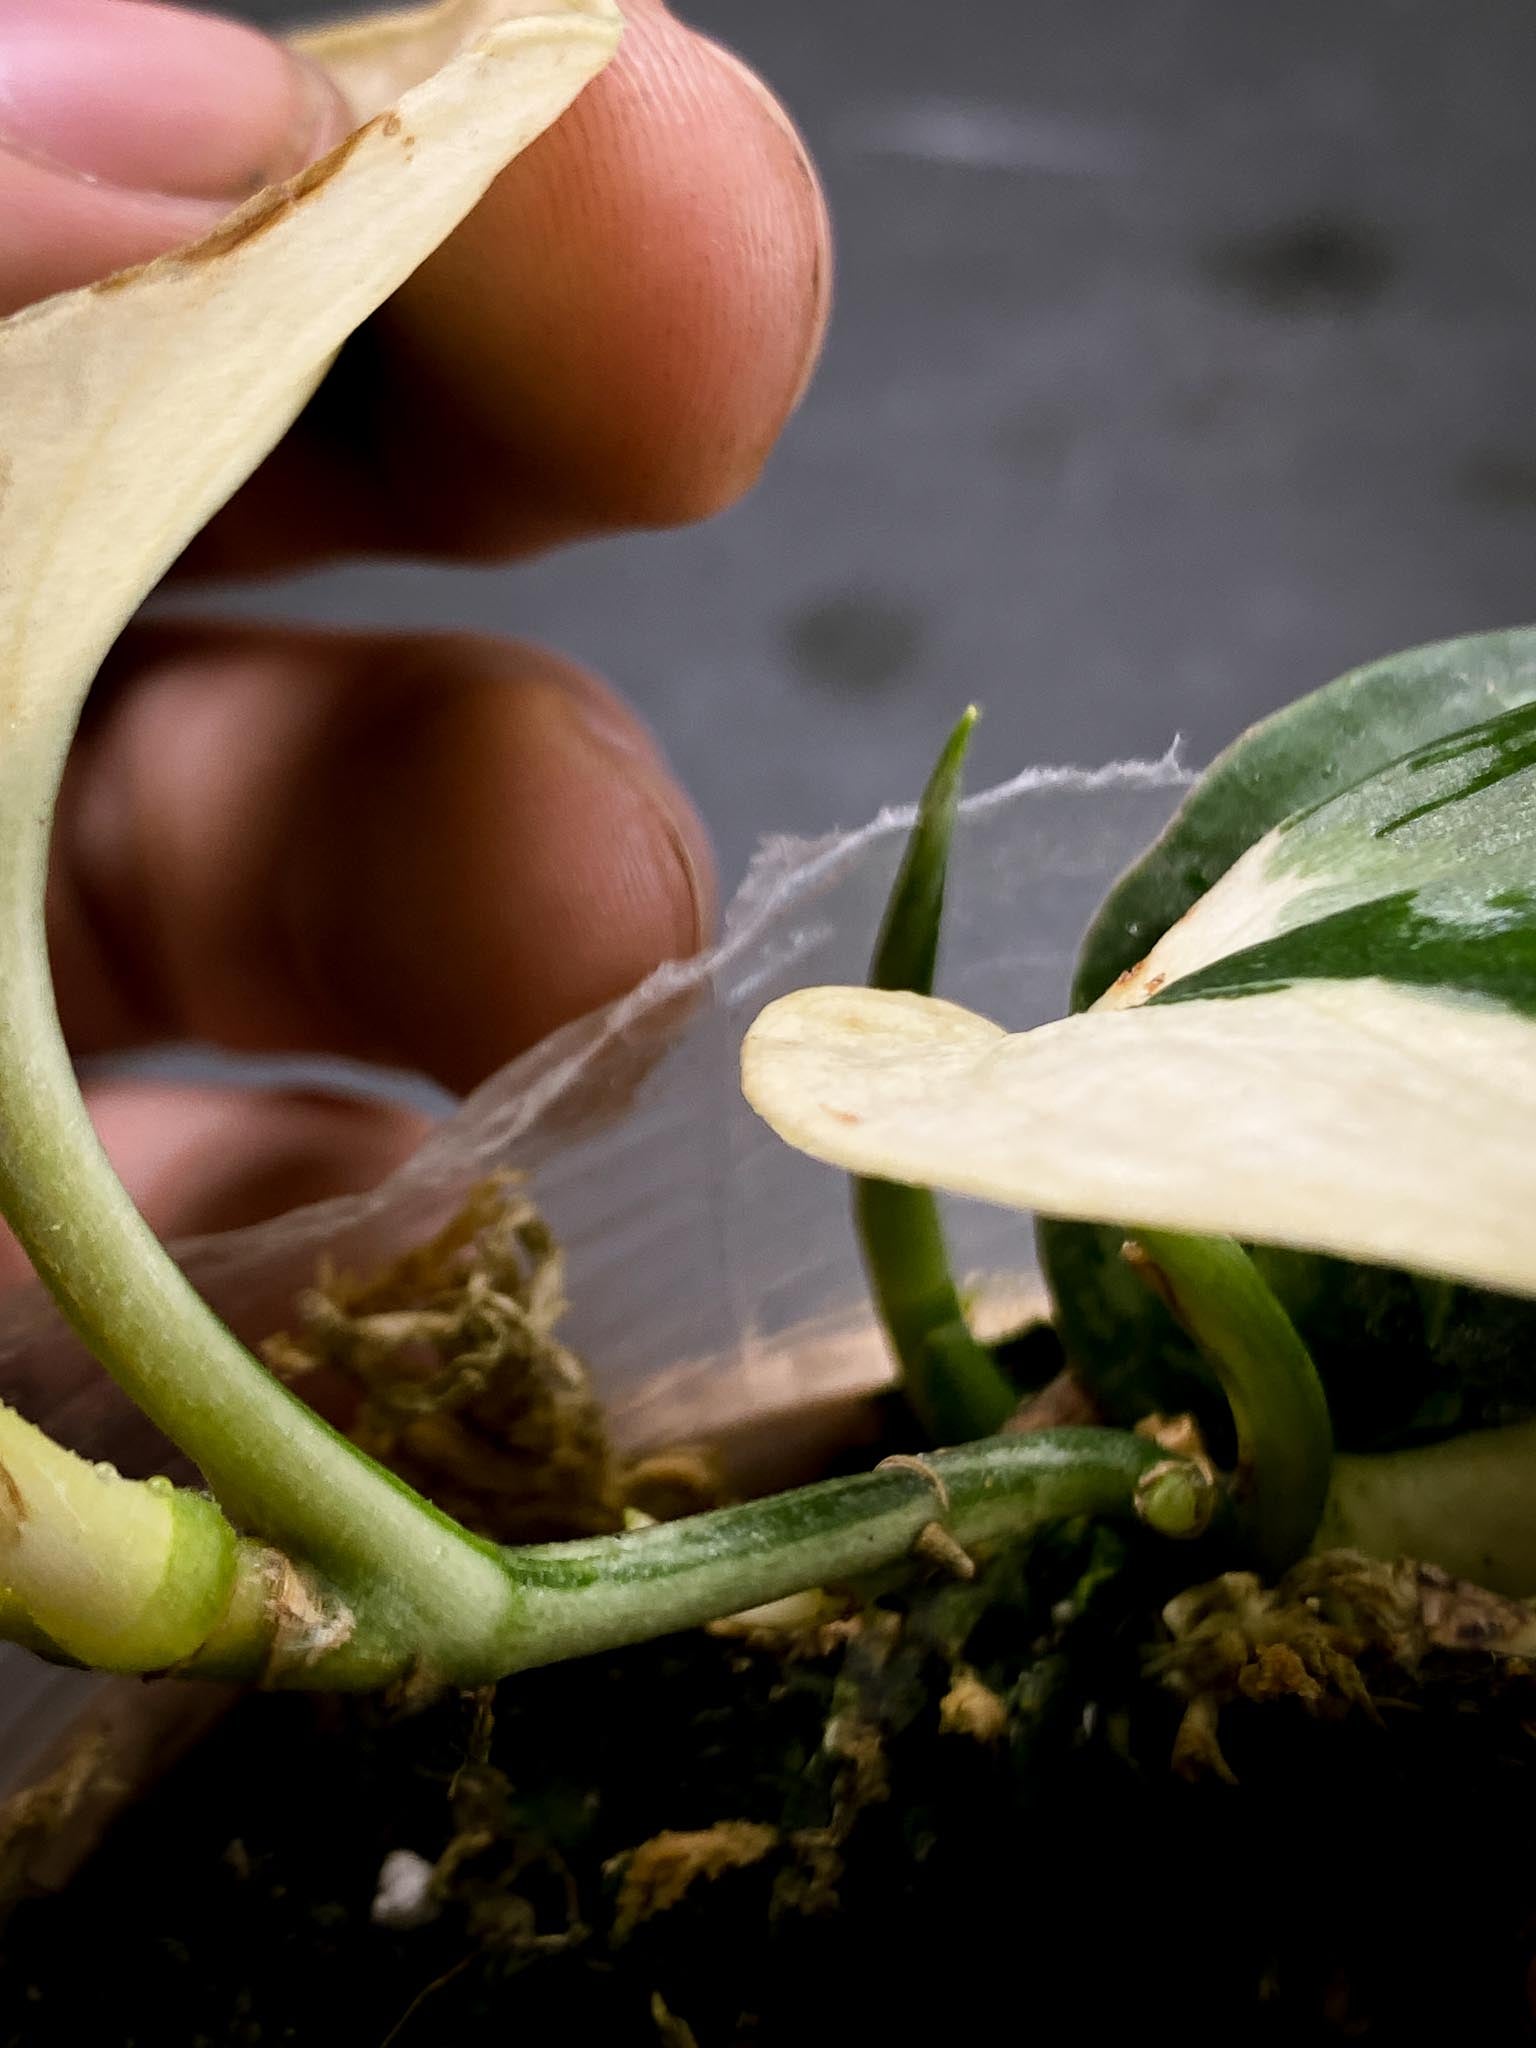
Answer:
[
  {"left": 94, "top": 127, "right": 381, "bottom": 292},
  {"left": 185, "top": 187, "right": 297, "bottom": 262},
  {"left": 89, "top": 264, "right": 147, "bottom": 296},
  {"left": 171, "top": 116, "right": 381, "bottom": 266},
  {"left": 0, "top": 1458, "right": 27, "bottom": 1541}
]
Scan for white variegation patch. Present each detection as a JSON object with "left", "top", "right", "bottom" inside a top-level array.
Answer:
[
  {"left": 1103, "top": 706, "right": 1536, "bottom": 1019},
  {"left": 1096, "top": 825, "right": 1301, "bottom": 1009}
]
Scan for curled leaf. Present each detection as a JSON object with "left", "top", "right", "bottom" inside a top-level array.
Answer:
[
  {"left": 0, "top": 0, "right": 621, "bottom": 758},
  {"left": 0, "top": 2, "right": 622, "bottom": 1662}
]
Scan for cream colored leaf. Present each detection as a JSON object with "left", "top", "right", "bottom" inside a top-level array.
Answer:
[
  {"left": 290, "top": 0, "right": 599, "bottom": 125},
  {"left": 0, "top": 0, "right": 620, "bottom": 765},
  {"left": 741, "top": 981, "right": 1536, "bottom": 1298}
]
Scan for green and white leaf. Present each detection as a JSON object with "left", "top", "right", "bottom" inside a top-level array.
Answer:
[
  {"left": 1042, "top": 630, "right": 1536, "bottom": 1445},
  {"left": 742, "top": 698, "right": 1536, "bottom": 1311},
  {"left": 1071, "top": 625, "right": 1536, "bottom": 1014},
  {"left": 1103, "top": 700, "right": 1536, "bottom": 1015}
]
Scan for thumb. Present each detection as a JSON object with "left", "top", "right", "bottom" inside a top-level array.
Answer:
[{"left": 0, "top": 0, "right": 352, "bottom": 313}]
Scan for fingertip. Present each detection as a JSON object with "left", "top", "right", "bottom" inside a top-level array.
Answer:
[
  {"left": 384, "top": 0, "right": 832, "bottom": 548},
  {"left": 283, "top": 639, "right": 718, "bottom": 1086},
  {"left": 0, "top": 0, "right": 355, "bottom": 313},
  {"left": 56, "top": 625, "right": 716, "bottom": 1094},
  {"left": 0, "top": 1082, "right": 428, "bottom": 1292}
]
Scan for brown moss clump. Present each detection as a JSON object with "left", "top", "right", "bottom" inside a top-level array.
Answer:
[
  {"left": 1152, "top": 1547, "right": 1536, "bottom": 1782},
  {"left": 609, "top": 1825, "right": 780, "bottom": 1940},
  {"left": 938, "top": 1665, "right": 1008, "bottom": 1743},
  {"left": 262, "top": 1178, "right": 624, "bottom": 1544},
  {"left": 263, "top": 1179, "right": 728, "bottom": 1545},
  {"left": 0, "top": 1738, "right": 108, "bottom": 1903}
]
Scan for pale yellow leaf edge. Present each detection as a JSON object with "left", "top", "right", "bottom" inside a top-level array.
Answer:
[{"left": 741, "top": 981, "right": 1536, "bottom": 1299}]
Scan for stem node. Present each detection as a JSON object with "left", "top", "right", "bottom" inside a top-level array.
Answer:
[
  {"left": 1122, "top": 1231, "right": 1333, "bottom": 1573},
  {"left": 1136, "top": 1458, "right": 1217, "bottom": 1541}
]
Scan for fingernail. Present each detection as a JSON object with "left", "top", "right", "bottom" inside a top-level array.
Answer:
[{"left": 0, "top": 0, "right": 352, "bottom": 203}]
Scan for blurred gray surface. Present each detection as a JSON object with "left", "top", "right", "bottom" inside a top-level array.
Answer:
[{"left": 216, "top": 0, "right": 1536, "bottom": 888}]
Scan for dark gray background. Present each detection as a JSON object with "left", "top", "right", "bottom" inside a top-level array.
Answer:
[{"left": 213, "top": 0, "right": 1536, "bottom": 888}]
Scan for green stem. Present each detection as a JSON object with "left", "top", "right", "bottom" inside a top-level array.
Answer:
[
  {"left": 0, "top": 1587, "right": 70, "bottom": 1664},
  {"left": 856, "top": 708, "right": 1016, "bottom": 1443},
  {"left": 1123, "top": 1230, "right": 1332, "bottom": 1574},
  {"left": 0, "top": 1393, "right": 257, "bottom": 1673},
  {"left": 854, "top": 1184, "right": 1018, "bottom": 1443},
  {"left": 0, "top": 724, "right": 514, "bottom": 1681},
  {"left": 1, "top": 1427, "right": 1210, "bottom": 1688},
  {"left": 484, "top": 1427, "right": 1207, "bottom": 1675},
  {"left": 0, "top": 706, "right": 1213, "bottom": 1696},
  {"left": 1318, "top": 1420, "right": 1536, "bottom": 1598}
]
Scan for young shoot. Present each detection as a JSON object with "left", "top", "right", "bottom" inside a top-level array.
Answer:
[
  {"left": 854, "top": 708, "right": 1018, "bottom": 1443},
  {"left": 851, "top": 715, "right": 1334, "bottom": 1571}
]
